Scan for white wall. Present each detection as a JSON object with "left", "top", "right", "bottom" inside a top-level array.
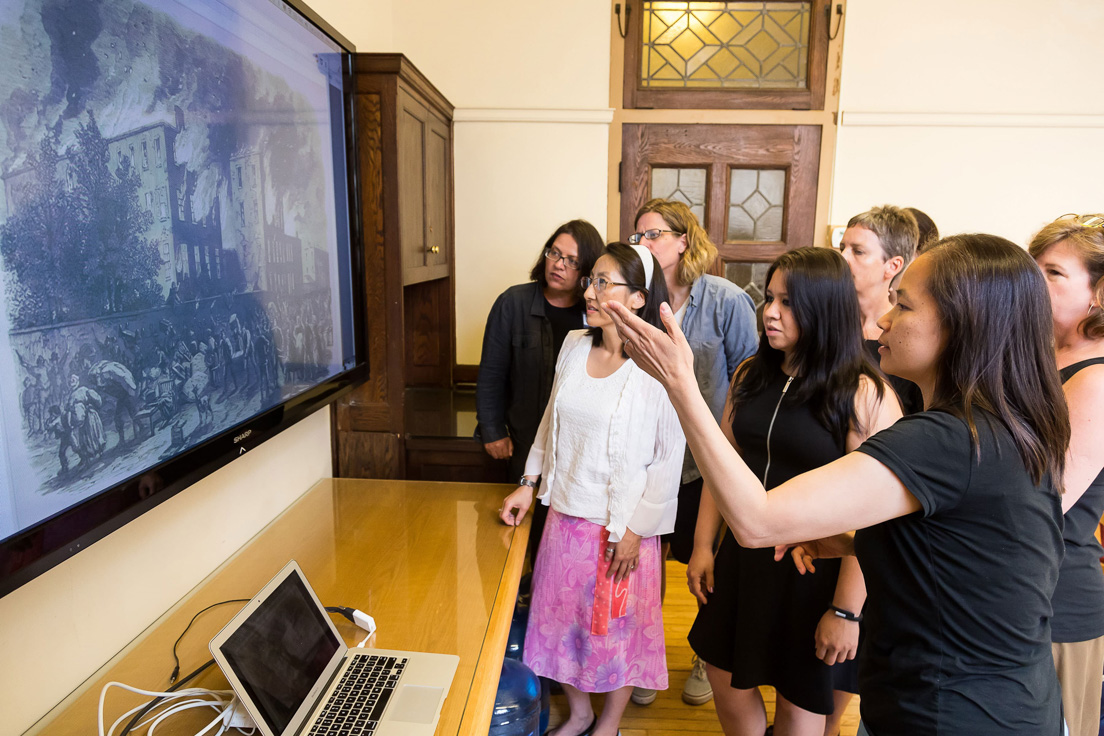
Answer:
[
  {"left": 309, "top": 0, "right": 613, "bottom": 365},
  {"left": 453, "top": 119, "right": 610, "bottom": 363},
  {"left": 830, "top": 0, "right": 1104, "bottom": 246},
  {"left": 4, "top": 1, "right": 613, "bottom": 726},
  {"left": 2, "top": 408, "right": 332, "bottom": 736}
]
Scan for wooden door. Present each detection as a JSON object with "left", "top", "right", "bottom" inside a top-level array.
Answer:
[{"left": 621, "top": 123, "right": 821, "bottom": 310}]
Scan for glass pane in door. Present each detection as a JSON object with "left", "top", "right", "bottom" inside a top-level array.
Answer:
[
  {"left": 727, "top": 168, "right": 785, "bottom": 241},
  {"left": 650, "top": 167, "right": 707, "bottom": 223}
]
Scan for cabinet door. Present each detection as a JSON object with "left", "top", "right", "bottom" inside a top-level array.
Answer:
[
  {"left": 425, "top": 114, "right": 451, "bottom": 271},
  {"left": 397, "top": 87, "right": 428, "bottom": 280}
]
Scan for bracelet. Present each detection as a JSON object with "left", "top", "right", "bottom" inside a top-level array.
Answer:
[{"left": 829, "top": 605, "right": 863, "bottom": 623}]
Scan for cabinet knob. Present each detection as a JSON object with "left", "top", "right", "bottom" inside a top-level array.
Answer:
[{"left": 429, "top": 245, "right": 440, "bottom": 254}]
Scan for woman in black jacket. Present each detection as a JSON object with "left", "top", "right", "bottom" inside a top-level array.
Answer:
[{"left": 476, "top": 219, "right": 603, "bottom": 558}]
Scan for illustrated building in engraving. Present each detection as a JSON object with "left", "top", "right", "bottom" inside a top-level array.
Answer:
[
  {"left": 228, "top": 150, "right": 303, "bottom": 294},
  {"left": 1, "top": 107, "right": 222, "bottom": 300}
]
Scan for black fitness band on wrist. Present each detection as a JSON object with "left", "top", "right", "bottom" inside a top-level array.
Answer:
[{"left": 830, "top": 605, "right": 863, "bottom": 623}]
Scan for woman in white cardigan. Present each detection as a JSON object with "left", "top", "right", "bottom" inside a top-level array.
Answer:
[{"left": 500, "top": 242, "right": 685, "bottom": 736}]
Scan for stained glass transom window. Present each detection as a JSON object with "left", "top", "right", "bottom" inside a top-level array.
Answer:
[
  {"left": 650, "top": 167, "right": 706, "bottom": 223},
  {"left": 641, "top": 1, "right": 810, "bottom": 89},
  {"left": 727, "top": 168, "right": 785, "bottom": 241}
]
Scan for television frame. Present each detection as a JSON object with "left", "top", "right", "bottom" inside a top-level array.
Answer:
[{"left": 0, "top": 0, "right": 367, "bottom": 598}]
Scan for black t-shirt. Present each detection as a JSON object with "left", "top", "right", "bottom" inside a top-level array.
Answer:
[
  {"left": 1052, "top": 357, "right": 1104, "bottom": 642},
  {"left": 543, "top": 299, "right": 581, "bottom": 357},
  {"left": 854, "top": 411, "right": 1063, "bottom": 735}
]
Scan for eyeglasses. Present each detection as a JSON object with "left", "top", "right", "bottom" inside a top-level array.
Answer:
[
  {"left": 1057, "top": 214, "right": 1104, "bottom": 228},
  {"left": 627, "top": 228, "right": 682, "bottom": 245},
  {"left": 580, "top": 277, "right": 637, "bottom": 293},
  {"left": 544, "top": 248, "right": 581, "bottom": 270}
]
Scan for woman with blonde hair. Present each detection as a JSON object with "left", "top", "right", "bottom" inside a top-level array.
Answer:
[
  {"left": 627, "top": 199, "right": 758, "bottom": 706},
  {"left": 1030, "top": 213, "right": 1104, "bottom": 736}
]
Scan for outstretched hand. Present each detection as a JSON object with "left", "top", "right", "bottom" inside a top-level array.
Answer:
[
  {"left": 773, "top": 532, "right": 856, "bottom": 575},
  {"left": 605, "top": 301, "right": 695, "bottom": 389}
]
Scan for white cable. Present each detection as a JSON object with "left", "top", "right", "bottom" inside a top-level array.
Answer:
[
  {"left": 131, "top": 699, "right": 214, "bottom": 734},
  {"left": 98, "top": 681, "right": 239, "bottom": 736},
  {"left": 148, "top": 700, "right": 226, "bottom": 736},
  {"left": 102, "top": 684, "right": 215, "bottom": 736}
]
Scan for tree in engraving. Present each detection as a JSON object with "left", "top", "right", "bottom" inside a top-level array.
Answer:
[
  {"left": 0, "top": 126, "right": 80, "bottom": 327},
  {"left": 69, "top": 111, "right": 161, "bottom": 315}
]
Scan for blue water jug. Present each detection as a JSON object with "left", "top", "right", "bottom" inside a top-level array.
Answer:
[
  {"left": 505, "top": 598, "right": 529, "bottom": 661},
  {"left": 489, "top": 658, "right": 541, "bottom": 736}
]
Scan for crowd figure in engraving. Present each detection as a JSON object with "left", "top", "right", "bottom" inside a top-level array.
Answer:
[{"left": 11, "top": 289, "right": 335, "bottom": 481}]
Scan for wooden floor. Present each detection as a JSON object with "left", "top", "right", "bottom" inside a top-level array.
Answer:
[{"left": 546, "top": 559, "right": 862, "bottom": 736}]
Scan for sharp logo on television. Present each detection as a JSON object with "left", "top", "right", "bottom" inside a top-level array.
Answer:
[{"left": 0, "top": 0, "right": 359, "bottom": 564}]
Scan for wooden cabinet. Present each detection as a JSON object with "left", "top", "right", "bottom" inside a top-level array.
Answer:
[
  {"left": 398, "top": 88, "right": 451, "bottom": 283},
  {"left": 333, "top": 54, "right": 456, "bottom": 479}
]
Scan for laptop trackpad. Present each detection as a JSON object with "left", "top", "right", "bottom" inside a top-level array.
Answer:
[{"left": 388, "top": 685, "right": 443, "bottom": 724}]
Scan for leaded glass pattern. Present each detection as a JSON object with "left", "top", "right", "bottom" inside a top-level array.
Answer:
[
  {"left": 641, "top": 2, "right": 810, "bottom": 89},
  {"left": 725, "top": 261, "right": 772, "bottom": 326},
  {"left": 650, "top": 167, "right": 706, "bottom": 223},
  {"left": 727, "top": 168, "right": 785, "bottom": 241}
]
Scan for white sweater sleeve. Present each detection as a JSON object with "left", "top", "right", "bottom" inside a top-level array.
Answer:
[{"left": 626, "top": 388, "right": 686, "bottom": 538}]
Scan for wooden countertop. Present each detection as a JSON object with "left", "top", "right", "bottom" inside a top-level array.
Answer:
[{"left": 34, "top": 478, "right": 526, "bottom": 736}]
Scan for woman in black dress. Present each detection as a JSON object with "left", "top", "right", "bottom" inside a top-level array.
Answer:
[
  {"left": 1030, "top": 214, "right": 1104, "bottom": 736},
  {"left": 610, "top": 234, "right": 1069, "bottom": 736},
  {"left": 685, "top": 248, "right": 900, "bottom": 736}
]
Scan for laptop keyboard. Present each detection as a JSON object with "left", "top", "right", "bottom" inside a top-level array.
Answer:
[{"left": 308, "top": 654, "right": 408, "bottom": 735}]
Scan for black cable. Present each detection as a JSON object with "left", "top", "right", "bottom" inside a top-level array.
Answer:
[
  {"left": 170, "top": 602, "right": 357, "bottom": 684},
  {"left": 615, "top": 3, "right": 629, "bottom": 39},
  {"left": 118, "top": 659, "right": 218, "bottom": 736},
  {"left": 828, "top": 3, "right": 843, "bottom": 41},
  {"left": 126, "top": 600, "right": 359, "bottom": 736},
  {"left": 324, "top": 605, "right": 358, "bottom": 624},
  {"left": 169, "top": 599, "right": 250, "bottom": 684}
]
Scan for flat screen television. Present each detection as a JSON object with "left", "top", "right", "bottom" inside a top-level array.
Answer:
[{"left": 0, "top": 0, "right": 366, "bottom": 597}]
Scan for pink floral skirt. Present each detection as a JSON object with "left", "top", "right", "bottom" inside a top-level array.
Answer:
[{"left": 522, "top": 509, "right": 668, "bottom": 692}]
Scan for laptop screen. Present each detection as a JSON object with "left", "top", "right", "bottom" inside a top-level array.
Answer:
[{"left": 220, "top": 572, "right": 342, "bottom": 734}]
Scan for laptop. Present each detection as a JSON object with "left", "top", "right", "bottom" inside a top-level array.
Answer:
[{"left": 210, "top": 561, "right": 459, "bottom": 736}]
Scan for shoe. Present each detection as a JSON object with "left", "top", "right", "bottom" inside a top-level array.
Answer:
[
  {"left": 630, "top": 686, "right": 657, "bottom": 705},
  {"left": 681, "top": 654, "right": 713, "bottom": 705},
  {"left": 545, "top": 714, "right": 596, "bottom": 736}
]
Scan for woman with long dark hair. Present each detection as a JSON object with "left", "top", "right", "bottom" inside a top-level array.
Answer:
[
  {"left": 686, "top": 248, "right": 900, "bottom": 736},
  {"left": 1030, "top": 214, "right": 1104, "bottom": 736},
  {"left": 609, "top": 235, "right": 1069, "bottom": 735},
  {"left": 499, "top": 243, "right": 683, "bottom": 736},
  {"left": 477, "top": 219, "right": 604, "bottom": 560}
]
